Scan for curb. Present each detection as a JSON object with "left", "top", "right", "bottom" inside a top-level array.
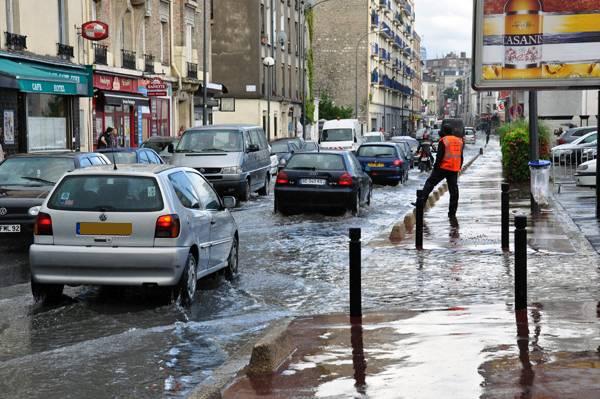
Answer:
[
  {"left": 389, "top": 149, "right": 483, "bottom": 242},
  {"left": 186, "top": 318, "right": 294, "bottom": 399}
]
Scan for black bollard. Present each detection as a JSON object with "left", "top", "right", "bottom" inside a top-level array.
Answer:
[
  {"left": 514, "top": 215, "right": 527, "bottom": 311},
  {"left": 349, "top": 228, "right": 362, "bottom": 318},
  {"left": 416, "top": 189, "right": 424, "bottom": 250},
  {"left": 480, "top": 147, "right": 484, "bottom": 155},
  {"left": 501, "top": 183, "right": 510, "bottom": 250}
]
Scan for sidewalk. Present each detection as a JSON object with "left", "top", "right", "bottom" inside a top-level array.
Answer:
[{"left": 214, "top": 139, "right": 600, "bottom": 399}]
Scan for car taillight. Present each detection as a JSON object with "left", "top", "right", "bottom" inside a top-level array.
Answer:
[
  {"left": 339, "top": 173, "right": 353, "bottom": 186},
  {"left": 558, "top": 138, "right": 565, "bottom": 144},
  {"left": 155, "top": 214, "right": 180, "bottom": 238},
  {"left": 393, "top": 159, "right": 403, "bottom": 166},
  {"left": 276, "top": 171, "right": 289, "bottom": 185},
  {"left": 34, "top": 212, "right": 53, "bottom": 236}
]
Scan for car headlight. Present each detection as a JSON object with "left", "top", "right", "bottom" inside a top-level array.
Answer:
[
  {"left": 279, "top": 158, "right": 287, "bottom": 166},
  {"left": 222, "top": 166, "right": 242, "bottom": 174},
  {"left": 577, "top": 164, "right": 589, "bottom": 171}
]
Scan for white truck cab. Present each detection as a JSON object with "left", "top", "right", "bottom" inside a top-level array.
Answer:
[{"left": 319, "top": 119, "right": 362, "bottom": 151}]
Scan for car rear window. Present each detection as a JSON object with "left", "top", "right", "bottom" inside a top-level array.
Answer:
[
  {"left": 0, "top": 157, "right": 74, "bottom": 186},
  {"left": 286, "top": 153, "right": 346, "bottom": 171},
  {"left": 364, "top": 136, "right": 382, "bottom": 143},
  {"left": 271, "top": 141, "right": 291, "bottom": 153},
  {"left": 48, "top": 175, "right": 164, "bottom": 212},
  {"left": 357, "top": 145, "right": 397, "bottom": 157},
  {"left": 105, "top": 152, "right": 137, "bottom": 164}
]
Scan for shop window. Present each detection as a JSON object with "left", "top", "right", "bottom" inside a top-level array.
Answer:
[
  {"left": 27, "top": 94, "right": 68, "bottom": 152},
  {"left": 151, "top": 98, "right": 170, "bottom": 137}
]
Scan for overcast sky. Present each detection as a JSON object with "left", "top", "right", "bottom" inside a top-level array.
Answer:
[{"left": 414, "top": 0, "right": 474, "bottom": 60}]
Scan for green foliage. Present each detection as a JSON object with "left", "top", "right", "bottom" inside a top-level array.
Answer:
[
  {"left": 443, "top": 87, "right": 460, "bottom": 101},
  {"left": 499, "top": 119, "right": 551, "bottom": 182},
  {"left": 319, "top": 93, "right": 354, "bottom": 120}
]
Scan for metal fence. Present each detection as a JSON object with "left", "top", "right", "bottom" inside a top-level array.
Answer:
[{"left": 551, "top": 147, "right": 596, "bottom": 191}]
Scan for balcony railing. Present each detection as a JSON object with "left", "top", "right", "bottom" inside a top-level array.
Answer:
[
  {"left": 187, "top": 62, "right": 198, "bottom": 79},
  {"left": 94, "top": 43, "right": 108, "bottom": 65},
  {"left": 144, "top": 54, "right": 155, "bottom": 73},
  {"left": 5, "top": 32, "right": 26, "bottom": 51},
  {"left": 57, "top": 43, "right": 74, "bottom": 59},
  {"left": 122, "top": 49, "right": 137, "bottom": 70}
]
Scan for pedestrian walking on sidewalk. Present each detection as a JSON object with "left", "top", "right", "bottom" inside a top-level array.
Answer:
[{"left": 415, "top": 123, "right": 464, "bottom": 218}]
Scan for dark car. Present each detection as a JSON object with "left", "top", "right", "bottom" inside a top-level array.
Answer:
[
  {"left": 98, "top": 148, "right": 164, "bottom": 164},
  {"left": 303, "top": 141, "right": 320, "bottom": 152},
  {"left": 356, "top": 143, "right": 410, "bottom": 186},
  {"left": 274, "top": 151, "right": 372, "bottom": 216},
  {"left": 271, "top": 140, "right": 300, "bottom": 171},
  {"left": 271, "top": 137, "right": 305, "bottom": 151},
  {"left": 0, "top": 152, "right": 111, "bottom": 239},
  {"left": 556, "top": 126, "right": 596, "bottom": 145},
  {"left": 141, "top": 136, "right": 179, "bottom": 163}
]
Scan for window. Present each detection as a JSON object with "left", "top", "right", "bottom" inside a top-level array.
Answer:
[
  {"left": 185, "top": 24, "right": 193, "bottom": 61},
  {"left": 89, "top": 156, "right": 104, "bottom": 166},
  {"left": 139, "top": 151, "right": 150, "bottom": 164},
  {"left": 0, "top": 157, "right": 74, "bottom": 186},
  {"left": 169, "top": 172, "right": 200, "bottom": 209},
  {"left": 260, "top": 4, "right": 265, "bottom": 35},
  {"left": 186, "top": 172, "right": 221, "bottom": 210},
  {"left": 79, "top": 158, "right": 92, "bottom": 168},
  {"left": 58, "top": 0, "right": 67, "bottom": 44},
  {"left": 249, "top": 129, "right": 262, "bottom": 149},
  {"left": 6, "top": 0, "right": 13, "bottom": 33},
  {"left": 160, "top": 22, "right": 168, "bottom": 64}
]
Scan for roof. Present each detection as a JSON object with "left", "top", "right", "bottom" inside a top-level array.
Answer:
[
  {"left": 144, "top": 136, "right": 179, "bottom": 142},
  {"left": 97, "top": 148, "right": 141, "bottom": 153},
  {"left": 185, "top": 124, "right": 261, "bottom": 131},
  {"left": 66, "top": 164, "right": 177, "bottom": 176},
  {"left": 8, "top": 152, "right": 100, "bottom": 159}
]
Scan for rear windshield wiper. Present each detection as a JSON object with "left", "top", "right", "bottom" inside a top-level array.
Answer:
[{"left": 20, "top": 176, "right": 55, "bottom": 185}]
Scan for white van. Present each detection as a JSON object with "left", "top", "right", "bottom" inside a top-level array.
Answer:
[
  {"left": 319, "top": 119, "right": 362, "bottom": 151},
  {"left": 363, "top": 131, "right": 385, "bottom": 143}
]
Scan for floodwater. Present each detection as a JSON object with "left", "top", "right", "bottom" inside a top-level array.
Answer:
[{"left": 0, "top": 139, "right": 597, "bottom": 398}]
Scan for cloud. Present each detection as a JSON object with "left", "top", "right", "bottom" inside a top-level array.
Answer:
[{"left": 415, "top": 0, "right": 474, "bottom": 59}]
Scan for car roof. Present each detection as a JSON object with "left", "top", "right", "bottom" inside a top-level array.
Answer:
[
  {"left": 185, "top": 124, "right": 261, "bottom": 131},
  {"left": 65, "top": 164, "right": 177, "bottom": 176},
  {"left": 293, "top": 150, "right": 348, "bottom": 156},
  {"left": 97, "top": 148, "right": 140, "bottom": 153},
  {"left": 359, "top": 142, "right": 396, "bottom": 146},
  {"left": 144, "top": 136, "right": 178, "bottom": 142},
  {"left": 7, "top": 151, "right": 103, "bottom": 159}
]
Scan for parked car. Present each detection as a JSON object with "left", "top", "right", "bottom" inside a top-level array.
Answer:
[
  {"left": 0, "top": 152, "right": 110, "bottom": 239},
  {"left": 556, "top": 126, "right": 596, "bottom": 145},
  {"left": 356, "top": 143, "right": 410, "bottom": 186},
  {"left": 271, "top": 136, "right": 305, "bottom": 151},
  {"left": 29, "top": 165, "right": 239, "bottom": 304},
  {"left": 552, "top": 131, "right": 597, "bottom": 164},
  {"left": 98, "top": 148, "right": 164, "bottom": 164},
  {"left": 170, "top": 125, "right": 271, "bottom": 201},
  {"left": 391, "top": 138, "right": 416, "bottom": 168},
  {"left": 576, "top": 159, "right": 597, "bottom": 187},
  {"left": 391, "top": 136, "right": 419, "bottom": 154},
  {"left": 363, "top": 131, "right": 385, "bottom": 143},
  {"left": 142, "top": 136, "right": 179, "bottom": 163},
  {"left": 303, "top": 140, "right": 320, "bottom": 152},
  {"left": 274, "top": 151, "right": 372, "bottom": 216},
  {"left": 319, "top": 119, "right": 362, "bottom": 151},
  {"left": 464, "top": 127, "right": 477, "bottom": 144},
  {"left": 271, "top": 139, "right": 301, "bottom": 171}
]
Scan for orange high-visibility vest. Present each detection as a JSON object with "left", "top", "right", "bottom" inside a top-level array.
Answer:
[{"left": 439, "top": 135, "right": 463, "bottom": 172}]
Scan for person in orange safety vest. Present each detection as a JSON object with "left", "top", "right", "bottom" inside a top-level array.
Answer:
[{"left": 415, "top": 123, "right": 464, "bottom": 219}]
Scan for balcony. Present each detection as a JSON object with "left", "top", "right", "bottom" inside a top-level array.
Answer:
[
  {"left": 57, "top": 43, "right": 74, "bottom": 59},
  {"left": 187, "top": 62, "right": 198, "bottom": 79},
  {"left": 5, "top": 32, "right": 26, "bottom": 51},
  {"left": 144, "top": 54, "right": 155, "bottom": 73},
  {"left": 121, "top": 49, "right": 137, "bottom": 70},
  {"left": 93, "top": 43, "right": 108, "bottom": 65}
]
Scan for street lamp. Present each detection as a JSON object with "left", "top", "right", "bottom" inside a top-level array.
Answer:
[
  {"left": 355, "top": 27, "right": 389, "bottom": 124},
  {"left": 263, "top": 56, "right": 275, "bottom": 141}
]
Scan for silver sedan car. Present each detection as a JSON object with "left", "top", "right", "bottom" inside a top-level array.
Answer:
[{"left": 29, "top": 165, "right": 239, "bottom": 305}]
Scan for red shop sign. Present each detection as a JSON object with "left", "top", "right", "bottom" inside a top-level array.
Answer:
[
  {"left": 82, "top": 21, "right": 109, "bottom": 41},
  {"left": 94, "top": 74, "right": 139, "bottom": 94},
  {"left": 146, "top": 78, "right": 168, "bottom": 97}
]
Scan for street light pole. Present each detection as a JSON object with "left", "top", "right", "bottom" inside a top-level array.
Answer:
[
  {"left": 264, "top": 57, "right": 275, "bottom": 142},
  {"left": 202, "top": 0, "right": 208, "bottom": 125}
]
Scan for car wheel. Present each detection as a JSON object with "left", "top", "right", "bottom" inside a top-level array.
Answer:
[
  {"left": 176, "top": 252, "right": 197, "bottom": 306},
  {"left": 239, "top": 180, "right": 251, "bottom": 202},
  {"left": 258, "top": 174, "right": 270, "bottom": 196},
  {"left": 31, "top": 279, "right": 64, "bottom": 303},
  {"left": 351, "top": 191, "right": 361, "bottom": 217},
  {"left": 225, "top": 237, "right": 239, "bottom": 281}
]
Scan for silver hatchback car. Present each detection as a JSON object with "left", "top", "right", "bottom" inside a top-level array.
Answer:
[{"left": 29, "top": 165, "right": 239, "bottom": 305}]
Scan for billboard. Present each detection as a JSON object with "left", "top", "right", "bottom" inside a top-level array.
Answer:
[{"left": 472, "top": 0, "right": 600, "bottom": 89}]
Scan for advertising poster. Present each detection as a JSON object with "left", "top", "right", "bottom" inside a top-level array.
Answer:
[
  {"left": 3, "top": 110, "right": 14, "bottom": 145},
  {"left": 473, "top": 0, "right": 600, "bottom": 89}
]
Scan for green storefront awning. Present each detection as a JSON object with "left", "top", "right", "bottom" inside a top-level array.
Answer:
[{"left": 0, "top": 58, "right": 92, "bottom": 96}]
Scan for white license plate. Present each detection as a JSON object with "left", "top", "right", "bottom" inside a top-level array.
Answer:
[
  {"left": 300, "top": 178, "right": 326, "bottom": 185},
  {"left": 0, "top": 224, "right": 21, "bottom": 233}
]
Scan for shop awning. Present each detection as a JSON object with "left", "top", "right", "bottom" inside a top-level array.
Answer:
[
  {"left": 102, "top": 91, "right": 149, "bottom": 107},
  {"left": 0, "top": 58, "right": 91, "bottom": 96}
]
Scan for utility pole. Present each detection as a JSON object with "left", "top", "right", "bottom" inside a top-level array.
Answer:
[{"left": 202, "top": 0, "right": 208, "bottom": 125}]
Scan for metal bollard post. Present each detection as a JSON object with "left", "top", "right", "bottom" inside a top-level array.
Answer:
[
  {"left": 349, "top": 228, "right": 362, "bottom": 318},
  {"left": 501, "top": 183, "right": 510, "bottom": 250},
  {"left": 416, "top": 189, "right": 424, "bottom": 250},
  {"left": 480, "top": 148, "right": 484, "bottom": 155},
  {"left": 514, "top": 215, "right": 527, "bottom": 311}
]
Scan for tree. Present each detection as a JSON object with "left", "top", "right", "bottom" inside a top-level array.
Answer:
[
  {"left": 443, "top": 87, "right": 460, "bottom": 101},
  {"left": 319, "top": 93, "right": 354, "bottom": 120}
]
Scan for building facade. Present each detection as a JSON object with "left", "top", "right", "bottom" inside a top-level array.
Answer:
[
  {"left": 421, "top": 76, "right": 438, "bottom": 125},
  {"left": 410, "top": 32, "right": 422, "bottom": 132},
  {"left": 424, "top": 52, "right": 470, "bottom": 121},
  {"left": 313, "top": 0, "right": 418, "bottom": 135},
  {"left": 211, "top": 0, "right": 305, "bottom": 141}
]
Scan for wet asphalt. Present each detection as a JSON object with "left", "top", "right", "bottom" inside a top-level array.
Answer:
[{"left": 0, "top": 136, "right": 597, "bottom": 398}]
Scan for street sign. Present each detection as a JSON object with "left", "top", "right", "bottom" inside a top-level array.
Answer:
[
  {"left": 81, "top": 21, "right": 109, "bottom": 41},
  {"left": 146, "top": 78, "right": 167, "bottom": 97}
]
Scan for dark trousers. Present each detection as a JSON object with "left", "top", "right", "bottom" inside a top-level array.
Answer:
[{"left": 421, "top": 168, "right": 459, "bottom": 216}]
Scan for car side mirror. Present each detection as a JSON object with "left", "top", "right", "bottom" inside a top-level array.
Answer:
[
  {"left": 167, "top": 144, "right": 174, "bottom": 153},
  {"left": 247, "top": 144, "right": 259, "bottom": 153},
  {"left": 223, "top": 196, "right": 237, "bottom": 209}
]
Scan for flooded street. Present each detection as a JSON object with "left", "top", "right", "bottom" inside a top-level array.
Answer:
[{"left": 1, "top": 142, "right": 598, "bottom": 398}]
